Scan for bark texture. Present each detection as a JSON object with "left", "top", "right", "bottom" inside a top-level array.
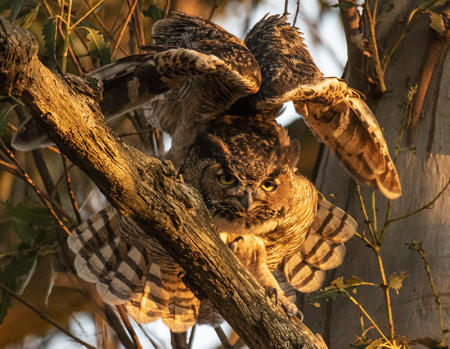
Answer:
[
  {"left": 303, "top": 1, "right": 450, "bottom": 347},
  {"left": 0, "top": 16, "right": 328, "bottom": 349}
]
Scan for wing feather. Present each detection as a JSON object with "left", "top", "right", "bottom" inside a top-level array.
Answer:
[
  {"left": 67, "top": 207, "right": 199, "bottom": 332},
  {"left": 282, "top": 196, "right": 358, "bottom": 293},
  {"left": 239, "top": 13, "right": 401, "bottom": 198}
]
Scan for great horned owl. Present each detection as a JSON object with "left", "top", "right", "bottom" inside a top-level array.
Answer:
[{"left": 37, "top": 12, "right": 401, "bottom": 332}]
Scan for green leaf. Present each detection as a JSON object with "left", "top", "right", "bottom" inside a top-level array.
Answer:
[
  {"left": 3, "top": 201, "right": 56, "bottom": 247},
  {"left": 427, "top": 10, "right": 446, "bottom": 34},
  {"left": 42, "top": 17, "right": 57, "bottom": 59},
  {"left": 0, "top": 105, "right": 15, "bottom": 137},
  {"left": 143, "top": 4, "right": 163, "bottom": 21},
  {"left": 389, "top": 271, "right": 407, "bottom": 294},
  {"left": 0, "top": 252, "right": 38, "bottom": 322},
  {"left": 0, "top": 253, "right": 38, "bottom": 292},
  {"left": 81, "top": 27, "right": 111, "bottom": 66},
  {"left": 21, "top": 4, "right": 39, "bottom": 30}
]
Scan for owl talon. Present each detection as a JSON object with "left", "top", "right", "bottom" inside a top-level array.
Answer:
[
  {"left": 228, "top": 236, "right": 244, "bottom": 253},
  {"left": 265, "top": 286, "right": 278, "bottom": 306}
]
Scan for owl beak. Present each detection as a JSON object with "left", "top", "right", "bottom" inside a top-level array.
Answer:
[{"left": 239, "top": 190, "right": 256, "bottom": 212}]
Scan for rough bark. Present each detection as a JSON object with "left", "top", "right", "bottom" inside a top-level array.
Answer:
[
  {"left": 303, "top": 1, "right": 450, "bottom": 347},
  {"left": 0, "top": 16, "right": 327, "bottom": 349}
]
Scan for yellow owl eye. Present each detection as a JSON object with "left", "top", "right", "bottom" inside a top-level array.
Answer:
[
  {"left": 261, "top": 181, "right": 277, "bottom": 192},
  {"left": 218, "top": 173, "right": 237, "bottom": 186}
]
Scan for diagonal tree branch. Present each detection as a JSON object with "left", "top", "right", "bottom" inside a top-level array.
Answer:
[{"left": 0, "top": 16, "right": 326, "bottom": 349}]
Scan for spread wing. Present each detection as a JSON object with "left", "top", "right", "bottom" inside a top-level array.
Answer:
[
  {"left": 240, "top": 14, "right": 401, "bottom": 199},
  {"left": 281, "top": 195, "right": 358, "bottom": 293},
  {"left": 67, "top": 207, "right": 200, "bottom": 332},
  {"left": 12, "top": 12, "right": 261, "bottom": 154}
]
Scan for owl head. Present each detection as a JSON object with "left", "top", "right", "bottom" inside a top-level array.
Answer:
[{"left": 181, "top": 115, "right": 301, "bottom": 235}]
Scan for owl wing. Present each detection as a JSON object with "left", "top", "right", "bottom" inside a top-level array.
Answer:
[
  {"left": 67, "top": 207, "right": 200, "bottom": 332},
  {"left": 12, "top": 12, "right": 261, "bottom": 152},
  {"left": 240, "top": 14, "right": 401, "bottom": 199},
  {"left": 281, "top": 195, "right": 358, "bottom": 293}
]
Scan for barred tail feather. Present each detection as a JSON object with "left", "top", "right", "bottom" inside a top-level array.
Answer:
[
  {"left": 282, "top": 196, "right": 358, "bottom": 293},
  {"left": 67, "top": 207, "right": 199, "bottom": 332}
]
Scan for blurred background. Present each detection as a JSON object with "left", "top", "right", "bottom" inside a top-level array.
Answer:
[{"left": 0, "top": 0, "right": 347, "bottom": 348}]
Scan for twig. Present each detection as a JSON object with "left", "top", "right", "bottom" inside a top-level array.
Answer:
[
  {"left": 214, "top": 326, "right": 232, "bottom": 349},
  {"left": 0, "top": 281, "right": 97, "bottom": 349},
  {"left": 62, "top": 154, "right": 82, "bottom": 224},
  {"left": 374, "top": 249, "right": 395, "bottom": 339},
  {"left": 41, "top": 0, "right": 83, "bottom": 74},
  {"left": 136, "top": 323, "right": 159, "bottom": 348},
  {"left": 292, "top": 0, "right": 300, "bottom": 27},
  {"left": 355, "top": 184, "right": 376, "bottom": 243},
  {"left": 408, "top": 241, "right": 447, "bottom": 346},
  {"left": 70, "top": 0, "right": 105, "bottom": 30},
  {"left": 116, "top": 305, "right": 143, "bottom": 349},
  {"left": 118, "top": 128, "right": 153, "bottom": 138},
  {"left": 364, "top": 0, "right": 386, "bottom": 93},
  {"left": 408, "top": 28, "right": 450, "bottom": 144},
  {"left": 0, "top": 140, "right": 72, "bottom": 236},
  {"left": 112, "top": 0, "right": 138, "bottom": 57},
  {"left": 126, "top": 0, "right": 145, "bottom": 49},
  {"left": 82, "top": 0, "right": 128, "bottom": 56},
  {"left": 371, "top": 190, "right": 377, "bottom": 233},
  {"left": 208, "top": 0, "right": 219, "bottom": 21},
  {"left": 61, "top": 0, "right": 73, "bottom": 74},
  {"left": 386, "top": 178, "right": 450, "bottom": 227},
  {"left": 284, "top": 0, "right": 289, "bottom": 16},
  {"left": 187, "top": 324, "right": 196, "bottom": 349},
  {"left": 164, "top": 0, "right": 171, "bottom": 19},
  {"left": 339, "top": 287, "right": 391, "bottom": 345}
]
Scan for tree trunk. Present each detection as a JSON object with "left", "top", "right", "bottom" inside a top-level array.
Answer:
[{"left": 302, "top": 1, "right": 450, "bottom": 347}]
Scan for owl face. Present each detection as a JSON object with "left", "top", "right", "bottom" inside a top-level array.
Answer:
[{"left": 181, "top": 115, "right": 300, "bottom": 236}]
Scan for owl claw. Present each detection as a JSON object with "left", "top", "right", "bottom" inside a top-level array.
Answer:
[
  {"left": 227, "top": 236, "right": 244, "bottom": 253},
  {"left": 265, "top": 286, "right": 278, "bottom": 305}
]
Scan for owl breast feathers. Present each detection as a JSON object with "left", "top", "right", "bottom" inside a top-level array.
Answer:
[{"left": 65, "top": 12, "right": 402, "bottom": 332}]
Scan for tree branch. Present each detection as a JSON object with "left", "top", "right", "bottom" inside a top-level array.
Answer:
[{"left": 0, "top": 16, "right": 326, "bottom": 349}]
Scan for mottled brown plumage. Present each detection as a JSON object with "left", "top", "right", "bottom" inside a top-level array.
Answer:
[{"left": 65, "top": 11, "right": 402, "bottom": 332}]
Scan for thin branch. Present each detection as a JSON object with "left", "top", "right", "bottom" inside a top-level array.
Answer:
[
  {"left": 340, "top": 287, "right": 391, "bottom": 345},
  {"left": 112, "top": 0, "right": 138, "bottom": 57},
  {"left": 41, "top": 0, "right": 83, "bottom": 74},
  {"left": 116, "top": 305, "right": 143, "bottom": 349},
  {"left": 364, "top": 0, "right": 385, "bottom": 93},
  {"left": 164, "top": 0, "right": 171, "bottom": 19},
  {"left": 214, "top": 326, "right": 232, "bottom": 349},
  {"left": 355, "top": 184, "right": 377, "bottom": 243},
  {"left": 187, "top": 324, "right": 196, "bottom": 349},
  {"left": 70, "top": 0, "right": 105, "bottom": 30},
  {"left": 208, "top": 0, "right": 219, "bottom": 21},
  {"left": 284, "top": 0, "right": 289, "bottom": 16},
  {"left": 82, "top": 0, "right": 128, "bottom": 56},
  {"left": 0, "top": 140, "right": 72, "bottom": 236},
  {"left": 62, "top": 154, "right": 82, "bottom": 224},
  {"left": 136, "top": 323, "right": 159, "bottom": 348},
  {"left": 374, "top": 249, "right": 395, "bottom": 339},
  {"left": 0, "top": 282, "right": 97, "bottom": 349},
  {"left": 292, "top": 0, "right": 300, "bottom": 27},
  {"left": 386, "top": 178, "right": 450, "bottom": 227},
  {"left": 408, "top": 241, "right": 447, "bottom": 346}
]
